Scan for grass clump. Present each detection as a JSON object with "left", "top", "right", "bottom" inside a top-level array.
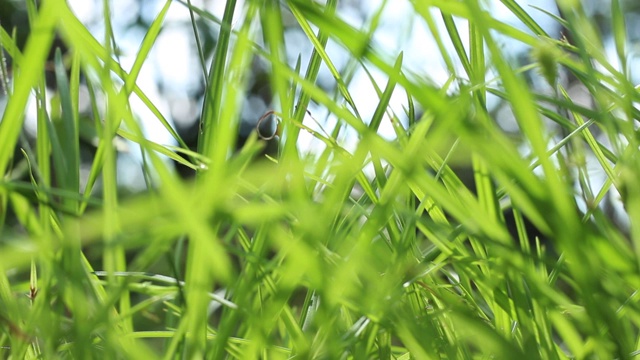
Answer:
[{"left": 1, "top": 0, "right": 639, "bottom": 358}]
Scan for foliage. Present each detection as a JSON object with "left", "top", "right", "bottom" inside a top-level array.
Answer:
[{"left": 1, "top": 0, "right": 639, "bottom": 358}]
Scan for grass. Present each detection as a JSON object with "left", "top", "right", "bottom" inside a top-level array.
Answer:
[{"left": 1, "top": 0, "right": 640, "bottom": 358}]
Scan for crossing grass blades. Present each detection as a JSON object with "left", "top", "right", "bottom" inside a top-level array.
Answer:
[{"left": 0, "top": 0, "right": 639, "bottom": 358}]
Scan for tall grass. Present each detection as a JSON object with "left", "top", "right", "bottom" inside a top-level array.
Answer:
[{"left": 1, "top": 0, "right": 639, "bottom": 358}]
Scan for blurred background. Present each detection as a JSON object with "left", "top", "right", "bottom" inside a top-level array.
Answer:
[{"left": 1, "top": 0, "right": 639, "bottom": 200}]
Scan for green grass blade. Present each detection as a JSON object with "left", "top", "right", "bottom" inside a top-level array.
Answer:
[{"left": 0, "top": 1, "right": 57, "bottom": 177}]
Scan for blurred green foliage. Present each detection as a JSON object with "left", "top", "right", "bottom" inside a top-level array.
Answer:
[{"left": 1, "top": 0, "right": 640, "bottom": 359}]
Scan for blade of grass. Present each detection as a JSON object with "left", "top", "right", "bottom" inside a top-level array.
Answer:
[{"left": 0, "top": 0, "right": 58, "bottom": 177}]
